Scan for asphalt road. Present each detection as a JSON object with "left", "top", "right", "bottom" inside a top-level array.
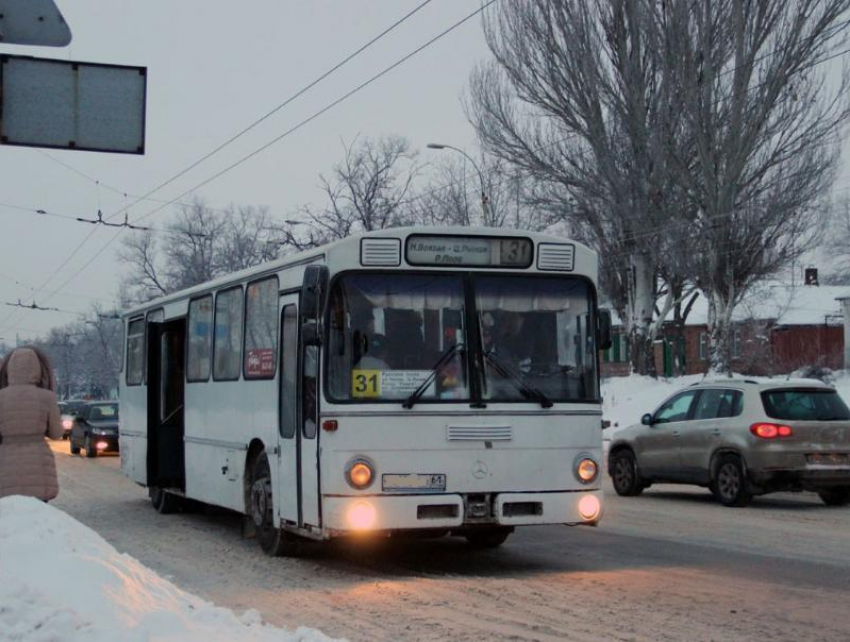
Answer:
[{"left": 49, "top": 441, "right": 850, "bottom": 641}]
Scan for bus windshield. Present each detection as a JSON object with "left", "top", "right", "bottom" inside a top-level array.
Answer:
[
  {"left": 328, "top": 274, "right": 469, "bottom": 402},
  {"left": 327, "top": 273, "right": 598, "bottom": 404},
  {"left": 475, "top": 276, "right": 598, "bottom": 403}
]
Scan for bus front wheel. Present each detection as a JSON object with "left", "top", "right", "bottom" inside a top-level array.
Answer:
[
  {"left": 464, "top": 527, "right": 512, "bottom": 548},
  {"left": 150, "top": 487, "right": 181, "bottom": 514},
  {"left": 249, "top": 451, "right": 301, "bottom": 557}
]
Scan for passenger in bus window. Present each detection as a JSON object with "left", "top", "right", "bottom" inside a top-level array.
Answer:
[
  {"left": 354, "top": 334, "right": 390, "bottom": 371},
  {"left": 494, "top": 312, "right": 532, "bottom": 373}
]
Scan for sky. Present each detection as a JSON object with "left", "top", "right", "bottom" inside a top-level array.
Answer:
[{"left": 0, "top": 0, "right": 493, "bottom": 341}]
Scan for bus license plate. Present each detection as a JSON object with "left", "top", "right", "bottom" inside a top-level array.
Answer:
[{"left": 382, "top": 473, "right": 446, "bottom": 492}]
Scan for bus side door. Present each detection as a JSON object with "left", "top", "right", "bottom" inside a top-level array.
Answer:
[
  {"left": 278, "top": 294, "right": 322, "bottom": 529},
  {"left": 277, "top": 298, "right": 299, "bottom": 525}
]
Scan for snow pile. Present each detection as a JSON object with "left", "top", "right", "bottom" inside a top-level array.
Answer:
[
  {"left": 0, "top": 496, "right": 340, "bottom": 642},
  {"left": 602, "top": 374, "right": 705, "bottom": 431}
]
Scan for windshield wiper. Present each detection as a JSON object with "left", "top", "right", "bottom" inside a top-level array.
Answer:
[
  {"left": 482, "top": 351, "right": 553, "bottom": 409},
  {"left": 402, "top": 343, "right": 464, "bottom": 409}
]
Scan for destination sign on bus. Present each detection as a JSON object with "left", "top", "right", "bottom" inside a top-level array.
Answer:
[{"left": 406, "top": 235, "right": 533, "bottom": 268}]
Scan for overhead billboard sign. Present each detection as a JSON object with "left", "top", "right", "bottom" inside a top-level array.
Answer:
[
  {"left": 0, "top": 0, "right": 71, "bottom": 47},
  {"left": 0, "top": 55, "right": 147, "bottom": 154}
]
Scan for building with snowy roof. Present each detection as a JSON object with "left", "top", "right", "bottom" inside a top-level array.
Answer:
[{"left": 603, "top": 274, "right": 849, "bottom": 377}]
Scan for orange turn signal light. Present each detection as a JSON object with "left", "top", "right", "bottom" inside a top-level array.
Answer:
[{"left": 349, "top": 462, "right": 373, "bottom": 489}]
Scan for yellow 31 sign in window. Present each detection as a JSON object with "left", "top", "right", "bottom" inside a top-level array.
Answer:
[{"left": 351, "top": 370, "right": 381, "bottom": 398}]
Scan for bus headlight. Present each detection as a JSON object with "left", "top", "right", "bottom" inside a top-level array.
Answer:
[
  {"left": 345, "top": 458, "right": 375, "bottom": 490},
  {"left": 347, "top": 501, "right": 377, "bottom": 530},
  {"left": 578, "top": 494, "right": 601, "bottom": 521},
  {"left": 575, "top": 457, "right": 599, "bottom": 484}
]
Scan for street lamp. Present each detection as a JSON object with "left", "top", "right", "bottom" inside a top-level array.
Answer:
[{"left": 427, "top": 143, "right": 491, "bottom": 224}]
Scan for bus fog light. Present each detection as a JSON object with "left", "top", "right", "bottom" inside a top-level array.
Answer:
[
  {"left": 346, "top": 458, "right": 375, "bottom": 490},
  {"left": 578, "top": 494, "right": 601, "bottom": 521},
  {"left": 348, "top": 501, "right": 377, "bottom": 530},
  {"left": 576, "top": 457, "right": 599, "bottom": 484}
]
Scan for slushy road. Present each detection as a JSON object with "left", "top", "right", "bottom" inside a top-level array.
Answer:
[{"left": 50, "top": 441, "right": 850, "bottom": 641}]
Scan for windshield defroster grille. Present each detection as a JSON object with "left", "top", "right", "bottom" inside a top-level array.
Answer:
[{"left": 447, "top": 425, "right": 513, "bottom": 441}]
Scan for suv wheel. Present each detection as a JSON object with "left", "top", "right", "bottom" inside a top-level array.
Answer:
[
  {"left": 712, "top": 455, "right": 752, "bottom": 507},
  {"left": 818, "top": 488, "right": 850, "bottom": 507},
  {"left": 610, "top": 450, "right": 645, "bottom": 496}
]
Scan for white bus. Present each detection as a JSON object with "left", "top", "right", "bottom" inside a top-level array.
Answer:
[{"left": 119, "top": 227, "right": 611, "bottom": 555}]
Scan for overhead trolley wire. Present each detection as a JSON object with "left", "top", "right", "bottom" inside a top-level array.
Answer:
[
  {"left": 32, "top": 1, "right": 499, "bottom": 314},
  {"left": 0, "top": 0, "right": 439, "bottom": 333},
  {"left": 103, "top": 0, "right": 436, "bottom": 225}
]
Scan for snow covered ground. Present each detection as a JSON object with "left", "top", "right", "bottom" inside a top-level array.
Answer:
[{"left": 0, "top": 496, "right": 340, "bottom": 642}]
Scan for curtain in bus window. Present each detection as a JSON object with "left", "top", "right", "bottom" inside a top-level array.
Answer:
[
  {"left": 244, "top": 277, "right": 278, "bottom": 379},
  {"left": 214, "top": 287, "right": 244, "bottom": 380},
  {"left": 187, "top": 296, "right": 213, "bottom": 382},
  {"left": 475, "top": 276, "right": 598, "bottom": 402},
  {"left": 126, "top": 318, "right": 144, "bottom": 385},
  {"left": 327, "top": 274, "right": 469, "bottom": 402}
]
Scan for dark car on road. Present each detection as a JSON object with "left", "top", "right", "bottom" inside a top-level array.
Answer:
[{"left": 69, "top": 402, "right": 120, "bottom": 458}]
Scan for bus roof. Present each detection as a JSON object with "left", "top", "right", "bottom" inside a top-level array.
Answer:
[{"left": 122, "top": 226, "right": 595, "bottom": 318}]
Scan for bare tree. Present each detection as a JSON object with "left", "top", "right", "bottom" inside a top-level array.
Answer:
[
  {"left": 293, "top": 135, "right": 420, "bottom": 244},
  {"left": 822, "top": 196, "right": 850, "bottom": 284},
  {"left": 33, "top": 306, "right": 123, "bottom": 399},
  {"left": 118, "top": 197, "right": 290, "bottom": 304},
  {"left": 467, "top": 0, "right": 690, "bottom": 375},
  {"left": 669, "top": 0, "right": 850, "bottom": 373},
  {"left": 411, "top": 154, "right": 558, "bottom": 231}
]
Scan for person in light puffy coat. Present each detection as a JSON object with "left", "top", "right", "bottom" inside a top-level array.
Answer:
[{"left": 0, "top": 347, "right": 63, "bottom": 501}]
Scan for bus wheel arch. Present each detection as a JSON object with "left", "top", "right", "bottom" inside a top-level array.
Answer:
[
  {"left": 247, "top": 449, "right": 301, "bottom": 557},
  {"left": 243, "top": 439, "right": 266, "bottom": 514}
]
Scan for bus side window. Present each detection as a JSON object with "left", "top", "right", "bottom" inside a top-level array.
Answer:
[
  {"left": 303, "top": 345, "right": 318, "bottom": 439},
  {"left": 279, "top": 305, "right": 298, "bottom": 439},
  {"left": 213, "top": 286, "right": 243, "bottom": 381},
  {"left": 126, "top": 318, "right": 145, "bottom": 385},
  {"left": 244, "top": 277, "right": 279, "bottom": 380},
  {"left": 187, "top": 296, "right": 213, "bottom": 382}
]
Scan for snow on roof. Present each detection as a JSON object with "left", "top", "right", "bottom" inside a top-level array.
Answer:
[
  {"left": 0, "top": 496, "right": 340, "bottom": 642},
  {"left": 609, "top": 282, "right": 850, "bottom": 328}
]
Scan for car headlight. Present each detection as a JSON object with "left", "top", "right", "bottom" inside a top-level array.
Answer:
[
  {"left": 62, "top": 419, "right": 73, "bottom": 429},
  {"left": 575, "top": 457, "right": 599, "bottom": 484},
  {"left": 345, "top": 458, "right": 375, "bottom": 490},
  {"left": 92, "top": 429, "right": 110, "bottom": 436}
]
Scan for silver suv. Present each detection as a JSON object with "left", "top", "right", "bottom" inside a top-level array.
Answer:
[{"left": 608, "top": 380, "right": 850, "bottom": 507}]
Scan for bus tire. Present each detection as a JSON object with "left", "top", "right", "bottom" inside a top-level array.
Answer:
[
  {"left": 464, "top": 527, "right": 511, "bottom": 548},
  {"left": 250, "top": 451, "right": 301, "bottom": 557},
  {"left": 150, "top": 487, "right": 181, "bottom": 514}
]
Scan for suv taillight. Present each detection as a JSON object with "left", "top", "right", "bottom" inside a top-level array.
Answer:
[{"left": 750, "top": 422, "right": 793, "bottom": 439}]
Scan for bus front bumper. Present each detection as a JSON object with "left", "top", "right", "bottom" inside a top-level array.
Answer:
[{"left": 322, "top": 489, "right": 603, "bottom": 535}]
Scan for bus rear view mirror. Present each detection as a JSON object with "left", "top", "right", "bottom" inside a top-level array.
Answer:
[
  {"left": 598, "top": 309, "right": 612, "bottom": 350},
  {"left": 301, "top": 265, "right": 329, "bottom": 321}
]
